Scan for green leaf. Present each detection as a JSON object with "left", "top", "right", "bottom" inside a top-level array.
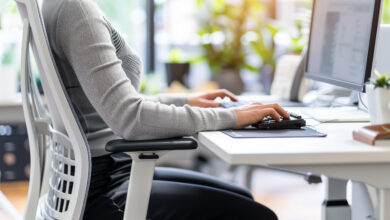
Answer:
[
  {"left": 189, "top": 56, "right": 205, "bottom": 65},
  {"left": 266, "top": 24, "right": 279, "bottom": 37},
  {"left": 212, "top": 0, "right": 226, "bottom": 12},
  {"left": 382, "top": 0, "right": 390, "bottom": 23},
  {"left": 197, "top": 0, "right": 205, "bottom": 7},
  {"left": 375, "top": 70, "right": 381, "bottom": 78},
  {"left": 244, "top": 63, "right": 258, "bottom": 72},
  {"left": 168, "top": 48, "right": 185, "bottom": 63},
  {"left": 383, "top": 126, "right": 390, "bottom": 132}
]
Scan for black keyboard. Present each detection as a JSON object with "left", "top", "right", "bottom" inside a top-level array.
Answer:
[
  {"left": 220, "top": 101, "right": 306, "bottom": 129},
  {"left": 251, "top": 112, "right": 306, "bottom": 130}
]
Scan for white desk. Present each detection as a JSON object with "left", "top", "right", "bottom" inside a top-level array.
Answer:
[
  {"left": 0, "top": 100, "right": 25, "bottom": 124},
  {"left": 198, "top": 107, "right": 390, "bottom": 220}
]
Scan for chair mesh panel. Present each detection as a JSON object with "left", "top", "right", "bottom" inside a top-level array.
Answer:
[{"left": 40, "top": 130, "right": 76, "bottom": 219}]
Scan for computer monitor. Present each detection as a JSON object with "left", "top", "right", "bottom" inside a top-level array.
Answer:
[
  {"left": 375, "top": 25, "right": 390, "bottom": 73},
  {"left": 305, "top": 0, "right": 383, "bottom": 92}
]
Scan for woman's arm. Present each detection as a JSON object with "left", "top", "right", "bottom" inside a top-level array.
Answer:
[
  {"left": 142, "top": 89, "right": 238, "bottom": 107},
  {"left": 141, "top": 93, "right": 188, "bottom": 106},
  {"left": 56, "top": 0, "right": 237, "bottom": 140}
]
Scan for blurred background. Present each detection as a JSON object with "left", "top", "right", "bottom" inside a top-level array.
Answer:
[
  {"left": 1, "top": 0, "right": 390, "bottom": 96},
  {"left": 0, "top": 0, "right": 390, "bottom": 219},
  {"left": 1, "top": 0, "right": 388, "bottom": 99}
]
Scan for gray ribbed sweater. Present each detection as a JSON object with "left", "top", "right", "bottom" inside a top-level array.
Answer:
[{"left": 42, "top": 0, "right": 236, "bottom": 156}]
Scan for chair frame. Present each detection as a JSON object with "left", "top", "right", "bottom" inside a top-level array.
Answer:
[
  {"left": 18, "top": 0, "right": 91, "bottom": 216},
  {"left": 17, "top": 0, "right": 196, "bottom": 219}
]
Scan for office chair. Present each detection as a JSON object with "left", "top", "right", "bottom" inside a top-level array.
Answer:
[{"left": 16, "top": 0, "right": 197, "bottom": 219}]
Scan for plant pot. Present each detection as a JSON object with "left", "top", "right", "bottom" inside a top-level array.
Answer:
[
  {"left": 165, "top": 63, "right": 190, "bottom": 87},
  {"left": 366, "top": 84, "right": 390, "bottom": 124},
  {"left": 212, "top": 69, "right": 244, "bottom": 94}
]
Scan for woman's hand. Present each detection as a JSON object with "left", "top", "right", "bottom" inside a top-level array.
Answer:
[
  {"left": 188, "top": 89, "right": 238, "bottom": 107},
  {"left": 233, "top": 103, "right": 290, "bottom": 129}
]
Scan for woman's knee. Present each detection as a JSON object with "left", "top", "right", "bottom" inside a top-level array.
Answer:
[
  {"left": 154, "top": 167, "right": 253, "bottom": 199},
  {"left": 148, "top": 180, "right": 277, "bottom": 220}
]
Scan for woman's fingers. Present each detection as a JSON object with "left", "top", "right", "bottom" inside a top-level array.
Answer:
[
  {"left": 199, "top": 99, "right": 221, "bottom": 107},
  {"left": 189, "top": 89, "right": 237, "bottom": 107},
  {"left": 233, "top": 105, "right": 285, "bottom": 129},
  {"left": 250, "top": 102, "right": 263, "bottom": 106},
  {"left": 206, "top": 89, "right": 238, "bottom": 101},
  {"left": 258, "top": 108, "right": 281, "bottom": 122},
  {"left": 252, "top": 103, "right": 290, "bottom": 119}
]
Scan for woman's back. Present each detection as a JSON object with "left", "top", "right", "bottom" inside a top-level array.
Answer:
[{"left": 42, "top": 0, "right": 143, "bottom": 134}]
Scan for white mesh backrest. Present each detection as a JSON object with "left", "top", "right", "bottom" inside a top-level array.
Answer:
[
  {"left": 16, "top": 0, "right": 91, "bottom": 219},
  {"left": 44, "top": 130, "right": 76, "bottom": 219}
]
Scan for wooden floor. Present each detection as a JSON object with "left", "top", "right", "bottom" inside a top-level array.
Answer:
[
  {"left": 0, "top": 181, "right": 29, "bottom": 220},
  {"left": 0, "top": 169, "right": 324, "bottom": 220}
]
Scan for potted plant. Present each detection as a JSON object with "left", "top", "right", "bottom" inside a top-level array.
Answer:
[
  {"left": 287, "top": 19, "right": 308, "bottom": 55},
  {"left": 249, "top": 23, "right": 278, "bottom": 94},
  {"left": 366, "top": 71, "right": 390, "bottom": 124},
  {"left": 197, "top": 0, "right": 266, "bottom": 94},
  {"left": 164, "top": 48, "right": 190, "bottom": 87}
]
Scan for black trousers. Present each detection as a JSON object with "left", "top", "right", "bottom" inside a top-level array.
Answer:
[{"left": 83, "top": 153, "right": 277, "bottom": 220}]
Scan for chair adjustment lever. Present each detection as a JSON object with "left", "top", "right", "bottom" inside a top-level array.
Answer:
[
  {"left": 138, "top": 153, "right": 159, "bottom": 160},
  {"left": 304, "top": 172, "right": 322, "bottom": 184}
]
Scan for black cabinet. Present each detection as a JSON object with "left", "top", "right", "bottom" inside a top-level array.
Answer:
[{"left": 0, "top": 124, "right": 30, "bottom": 182}]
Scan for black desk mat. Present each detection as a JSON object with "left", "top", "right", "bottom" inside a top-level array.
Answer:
[{"left": 222, "top": 127, "right": 327, "bottom": 138}]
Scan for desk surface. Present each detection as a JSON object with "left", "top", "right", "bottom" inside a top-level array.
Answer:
[
  {"left": 0, "top": 97, "right": 25, "bottom": 124},
  {"left": 198, "top": 107, "right": 390, "bottom": 166}
]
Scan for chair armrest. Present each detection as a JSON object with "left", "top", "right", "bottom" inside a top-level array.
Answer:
[
  {"left": 105, "top": 137, "right": 198, "bottom": 153},
  {"left": 109, "top": 138, "right": 197, "bottom": 219}
]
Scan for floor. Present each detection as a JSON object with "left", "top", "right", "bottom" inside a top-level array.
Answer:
[
  {"left": 0, "top": 181, "right": 29, "bottom": 220},
  {"left": 0, "top": 169, "right": 324, "bottom": 220}
]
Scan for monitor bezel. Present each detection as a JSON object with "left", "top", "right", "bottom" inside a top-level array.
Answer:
[{"left": 304, "top": 0, "right": 383, "bottom": 92}]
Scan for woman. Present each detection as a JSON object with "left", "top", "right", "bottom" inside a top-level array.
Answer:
[{"left": 42, "top": 0, "right": 288, "bottom": 219}]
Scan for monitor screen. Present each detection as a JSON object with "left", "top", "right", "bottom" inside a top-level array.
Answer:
[{"left": 305, "top": 0, "right": 382, "bottom": 92}]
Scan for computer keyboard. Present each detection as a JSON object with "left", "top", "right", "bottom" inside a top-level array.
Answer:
[
  {"left": 251, "top": 112, "right": 306, "bottom": 130},
  {"left": 220, "top": 100, "right": 250, "bottom": 108},
  {"left": 220, "top": 100, "right": 306, "bottom": 108}
]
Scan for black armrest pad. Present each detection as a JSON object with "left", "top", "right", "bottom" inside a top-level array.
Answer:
[{"left": 105, "top": 137, "right": 198, "bottom": 153}]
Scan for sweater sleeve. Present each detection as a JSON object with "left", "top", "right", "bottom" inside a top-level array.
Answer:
[
  {"left": 57, "top": 0, "right": 236, "bottom": 140},
  {"left": 142, "top": 93, "right": 188, "bottom": 106}
]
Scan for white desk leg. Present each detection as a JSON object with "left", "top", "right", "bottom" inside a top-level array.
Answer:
[
  {"left": 322, "top": 178, "right": 351, "bottom": 220},
  {"left": 350, "top": 181, "right": 374, "bottom": 220},
  {"left": 377, "top": 188, "right": 390, "bottom": 220}
]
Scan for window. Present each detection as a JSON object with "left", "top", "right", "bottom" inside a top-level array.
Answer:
[
  {"left": 0, "top": 0, "right": 389, "bottom": 98},
  {"left": 95, "top": 0, "right": 147, "bottom": 64}
]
